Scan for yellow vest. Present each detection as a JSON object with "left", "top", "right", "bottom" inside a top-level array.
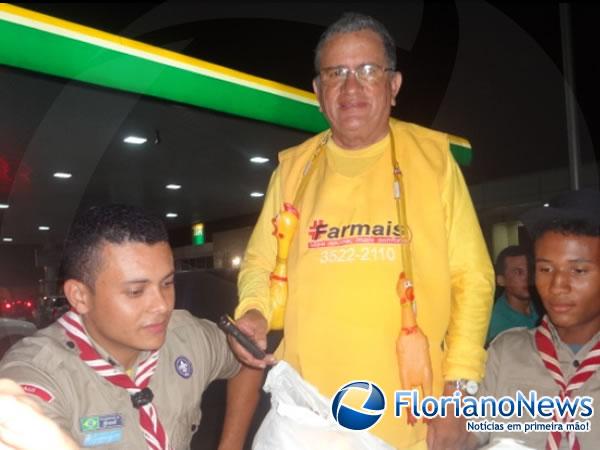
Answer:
[{"left": 237, "top": 119, "right": 494, "bottom": 449}]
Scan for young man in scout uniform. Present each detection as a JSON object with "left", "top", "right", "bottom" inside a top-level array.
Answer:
[
  {"left": 469, "top": 189, "right": 600, "bottom": 449},
  {"left": 0, "top": 204, "right": 257, "bottom": 449}
]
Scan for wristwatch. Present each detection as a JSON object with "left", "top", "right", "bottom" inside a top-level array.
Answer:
[{"left": 447, "top": 379, "right": 479, "bottom": 395}]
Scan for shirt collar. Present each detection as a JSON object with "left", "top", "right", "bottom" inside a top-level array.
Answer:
[
  {"left": 544, "top": 317, "right": 600, "bottom": 356},
  {"left": 79, "top": 320, "right": 151, "bottom": 374}
]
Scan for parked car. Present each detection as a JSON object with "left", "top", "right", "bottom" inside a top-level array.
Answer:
[{"left": 0, "top": 287, "right": 37, "bottom": 323}]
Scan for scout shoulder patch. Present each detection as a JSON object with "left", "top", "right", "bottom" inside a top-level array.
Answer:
[
  {"left": 20, "top": 383, "right": 54, "bottom": 403},
  {"left": 448, "top": 134, "right": 472, "bottom": 166}
]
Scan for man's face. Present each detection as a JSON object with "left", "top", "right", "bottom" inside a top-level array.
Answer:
[
  {"left": 497, "top": 255, "right": 530, "bottom": 301},
  {"left": 73, "top": 241, "right": 175, "bottom": 367},
  {"left": 535, "top": 231, "right": 600, "bottom": 344},
  {"left": 313, "top": 29, "right": 402, "bottom": 149}
]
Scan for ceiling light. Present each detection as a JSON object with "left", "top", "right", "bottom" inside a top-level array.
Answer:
[
  {"left": 53, "top": 172, "right": 72, "bottom": 179},
  {"left": 123, "top": 136, "right": 147, "bottom": 145},
  {"left": 543, "top": 203, "right": 550, "bottom": 207},
  {"left": 250, "top": 192, "right": 264, "bottom": 198},
  {"left": 38, "top": 226, "right": 50, "bottom": 231},
  {"left": 250, "top": 156, "right": 269, "bottom": 164},
  {"left": 2, "top": 237, "right": 13, "bottom": 242},
  {"left": 166, "top": 184, "right": 182, "bottom": 190},
  {"left": 0, "top": 203, "right": 8, "bottom": 209},
  {"left": 166, "top": 212, "right": 178, "bottom": 218}
]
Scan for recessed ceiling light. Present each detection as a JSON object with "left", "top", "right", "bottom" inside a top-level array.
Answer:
[
  {"left": 53, "top": 172, "right": 72, "bottom": 179},
  {"left": 38, "top": 225, "right": 50, "bottom": 231},
  {"left": 2, "top": 237, "right": 13, "bottom": 242},
  {"left": 166, "top": 184, "right": 182, "bottom": 190},
  {"left": 250, "top": 156, "right": 269, "bottom": 164},
  {"left": 166, "top": 212, "right": 178, "bottom": 218},
  {"left": 0, "top": 203, "right": 8, "bottom": 209},
  {"left": 123, "top": 136, "right": 147, "bottom": 145},
  {"left": 250, "top": 192, "right": 264, "bottom": 198},
  {"left": 543, "top": 203, "right": 550, "bottom": 207}
]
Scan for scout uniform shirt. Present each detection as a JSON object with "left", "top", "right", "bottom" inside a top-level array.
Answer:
[
  {"left": 0, "top": 310, "right": 240, "bottom": 449},
  {"left": 475, "top": 324, "right": 600, "bottom": 449}
]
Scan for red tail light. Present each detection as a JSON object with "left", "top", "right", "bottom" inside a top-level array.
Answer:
[{"left": 25, "top": 300, "right": 33, "bottom": 309}]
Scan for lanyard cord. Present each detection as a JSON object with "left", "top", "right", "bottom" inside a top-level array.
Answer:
[
  {"left": 389, "top": 129, "right": 414, "bottom": 284},
  {"left": 292, "top": 131, "right": 330, "bottom": 206}
]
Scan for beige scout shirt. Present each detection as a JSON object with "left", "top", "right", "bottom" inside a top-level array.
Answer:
[
  {"left": 475, "top": 324, "right": 600, "bottom": 450},
  {"left": 0, "top": 310, "right": 240, "bottom": 449}
]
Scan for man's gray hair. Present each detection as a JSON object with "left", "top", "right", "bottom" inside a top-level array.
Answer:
[{"left": 314, "top": 12, "right": 397, "bottom": 73}]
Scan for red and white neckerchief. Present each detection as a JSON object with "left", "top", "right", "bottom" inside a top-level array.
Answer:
[
  {"left": 58, "top": 310, "right": 169, "bottom": 450},
  {"left": 535, "top": 316, "right": 600, "bottom": 450}
]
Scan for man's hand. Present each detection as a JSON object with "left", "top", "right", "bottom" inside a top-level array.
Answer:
[
  {"left": 227, "top": 309, "right": 276, "bottom": 369},
  {"left": 426, "top": 385, "right": 468, "bottom": 450},
  {"left": 427, "top": 414, "right": 468, "bottom": 450},
  {"left": 0, "top": 379, "right": 78, "bottom": 450}
]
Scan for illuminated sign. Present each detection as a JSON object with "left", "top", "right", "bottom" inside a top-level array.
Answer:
[{"left": 192, "top": 223, "right": 205, "bottom": 245}]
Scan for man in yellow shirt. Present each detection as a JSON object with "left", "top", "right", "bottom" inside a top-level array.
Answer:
[{"left": 230, "top": 12, "right": 494, "bottom": 450}]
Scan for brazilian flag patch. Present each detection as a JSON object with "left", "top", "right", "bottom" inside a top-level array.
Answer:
[{"left": 448, "top": 134, "right": 472, "bottom": 166}]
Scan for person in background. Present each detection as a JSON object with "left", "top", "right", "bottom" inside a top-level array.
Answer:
[
  {"left": 468, "top": 189, "right": 600, "bottom": 449},
  {"left": 0, "top": 204, "right": 258, "bottom": 450},
  {"left": 486, "top": 245, "right": 539, "bottom": 345},
  {"left": 229, "top": 12, "right": 494, "bottom": 450}
]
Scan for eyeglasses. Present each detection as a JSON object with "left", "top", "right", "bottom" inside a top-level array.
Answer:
[{"left": 318, "top": 64, "right": 394, "bottom": 86}]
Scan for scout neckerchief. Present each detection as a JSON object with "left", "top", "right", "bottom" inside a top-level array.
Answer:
[
  {"left": 535, "top": 316, "right": 600, "bottom": 450},
  {"left": 270, "top": 127, "right": 433, "bottom": 421},
  {"left": 58, "top": 310, "right": 169, "bottom": 450}
]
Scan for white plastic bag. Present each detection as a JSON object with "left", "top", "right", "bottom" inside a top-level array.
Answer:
[{"left": 252, "top": 361, "right": 394, "bottom": 450}]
